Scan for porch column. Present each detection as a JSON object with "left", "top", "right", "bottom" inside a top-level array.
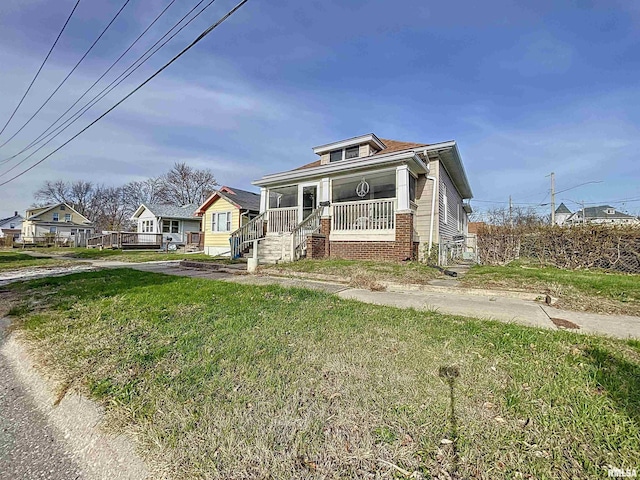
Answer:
[
  {"left": 320, "top": 178, "right": 330, "bottom": 217},
  {"left": 259, "top": 187, "right": 267, "bottom": 214},
  {"left": 396, "top": 165, "right": 410, "bottom": 212}
]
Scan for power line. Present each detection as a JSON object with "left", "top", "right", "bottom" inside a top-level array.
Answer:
[
  {"left": 0, "top": 0, "right": 81, "bottom": 139},
  {"left": 0, "top": 0, "right": 131, "bottom": 150},
  {"left": 0, "top": 0, "right": 178, "bottom": 165},
  {"left": 0, "top": 0, "right": 251, "bottom": 188},
  {"left": 0, "top": 0, "right": 210, "bottom": 169},
  {"left": 0, "top": 0, "right": 216, "bottom": 177}
]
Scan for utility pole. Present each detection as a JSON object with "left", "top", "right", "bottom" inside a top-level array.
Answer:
[
  {"left": 509, "top": 195, "right": 513, "bottom": 227},
  {"left": 549, "top": 172, "right": 556, "bottom": 225}
]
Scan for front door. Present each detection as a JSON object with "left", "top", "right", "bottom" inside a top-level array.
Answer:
[{"left": 301, "top": 185, "right": 318, "bottom": 221}]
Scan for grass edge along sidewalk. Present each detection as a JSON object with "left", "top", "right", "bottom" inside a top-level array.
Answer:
[{"left": 4, "top": 268, "right": 640, "bottom": 479}]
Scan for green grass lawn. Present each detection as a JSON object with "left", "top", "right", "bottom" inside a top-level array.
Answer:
[
  {"left": 463, "top": 263, "right": 640, "bottom": 316},
  {"left": 261, "top": 259, "right": 441, "bottom": 288},
  {"left": 0, "top": 251, "right": 76, "bottom": 272},
  {"left": 3, "top": 269, "right": 639, "bottom": 479},
  {"left": 20, "top": 247, "right": 236, "bottom": 264}
]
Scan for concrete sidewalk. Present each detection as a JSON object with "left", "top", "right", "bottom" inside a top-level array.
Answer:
[
  {"left": 129, "top": 263, "right": 640, "bottom": 340},
  {"left": 3, "top": 260, "right": 639, "bottom": 339}
]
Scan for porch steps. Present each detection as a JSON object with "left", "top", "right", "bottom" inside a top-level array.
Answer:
[{"left": 257, "top": 234, "right": 290, "bottom": 264}]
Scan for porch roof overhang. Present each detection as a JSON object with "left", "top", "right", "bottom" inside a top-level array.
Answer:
[{"left": 253, "top": 150, "right": 430, "bottom": 188}]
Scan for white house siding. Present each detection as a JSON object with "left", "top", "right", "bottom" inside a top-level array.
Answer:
[
  {"left": 137, "top": 208, "right": 157, "bottom": 234},
  {"left": 438, "top": 160, "right": 466, "bottom": 242},
  {"left": 137, "top": 207, "right": 202, "bottom": 244}
]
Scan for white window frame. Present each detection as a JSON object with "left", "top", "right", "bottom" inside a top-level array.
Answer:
[
  {"left": 141, "top": 220, "right": 154, "bottom": 233},
  {"left": 49, "top": 226, "right": 57, "bottom": 234},
  {"left": 162, "top": 219, "right": 179, "bottom": 234},
  {"left": 211, "top": 212, "right": 232, "bottom": 232},
  {"left": 52, "top": 212, "right": 59, "bottom": 222},
  {"left": 443, "top": 184, "right": 448, "bottom": 224},
  {"left": 329, "top": 146, "right": 360, "bottom": 163},
  {"left": 64, "top": 213, "right": 71, "bottom": 222}
]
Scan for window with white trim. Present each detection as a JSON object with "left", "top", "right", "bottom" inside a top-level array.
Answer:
[
  {"left": 443, "top": 184, "right": 448, "bottom": 224},
  {"left": 52, "top": 213, "right": 59, "bottom": 222},
  {"left": 141, "top": 220, "right": 154, "bottom": 233},
  {"left": 65, "top": 213, "right": 71, "bottom": 222},
  {"left": 329, "top": 146, "right": 360, "bottom": 162},
  {"left": 162, "top": 220, "right": 179, "bottom": 233},
  {"left": 211, "top": 212, "right": 232, "bottom": 232},
  {"left": 49, "top": 226, "right": 57, "bottom": 234}
]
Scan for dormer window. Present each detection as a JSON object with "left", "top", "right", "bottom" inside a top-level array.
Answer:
[
  {"left": 330, "top": 146, "right": 360, "bottom": 162},
  {"left": 606, "top": 208, "right": 615, "bottom": 215}
]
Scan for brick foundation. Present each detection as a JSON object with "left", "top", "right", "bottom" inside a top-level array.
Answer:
[
  {"left": 329, "top": 212, "right": 416, "bottom": 262},
  {"left": 306, "top": 233, "right": 328, "bottom": 259}
]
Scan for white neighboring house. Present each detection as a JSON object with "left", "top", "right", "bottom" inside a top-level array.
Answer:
[
  {"left": 554, "top": 203, "right": 572, "bottom": 226},
  {"left": 0, "top": 211, "right": 23, "bottom": 240},
  {"left": 563, "top": 204, "right": 639, "bottom": 226},
  {"left": 21, "top": 203, "right": 94, "bottom": 242},
  {"left": 131, "top": 204, "right": 201, "bottom": 244}
]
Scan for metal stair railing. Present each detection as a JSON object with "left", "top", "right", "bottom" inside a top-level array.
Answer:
[
  {"left": 229, "top": 212, "right": 266, "bottom": 259},
  {"left": 291, "top": 207, "right": 323, "bottom": 260}
]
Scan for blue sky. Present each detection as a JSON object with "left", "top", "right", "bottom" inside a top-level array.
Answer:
[{"left": 1, "top": 0, "right": 639, "bottom": 219}]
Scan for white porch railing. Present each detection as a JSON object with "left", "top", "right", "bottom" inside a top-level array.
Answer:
[
  {"left": 332, "top": 198, "right": 396, "bottom": 231},
  {"left": 267, "top": 207, "right": 298, "bottom": 233},
  {"left": 291, "top": 206, "right": 323, "bottom": 259},
  {"left": 229, "top": 212, "right": 266, "bottom": 258}
]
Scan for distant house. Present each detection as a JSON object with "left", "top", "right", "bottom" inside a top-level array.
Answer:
[
  {"left": 131, "top": 204, "right": 201, "bottom": 244},
  {"left": 0, "top": 211, "right": 23, "bottom": 240},
  {"left": 554, "top": 203, "right": 572, "bottom": 226},
  {"left": 195, "top": 186, "right": 261, "bottom": 256},
  {"left": 562, "top": 204, "right": 638, "bottom": 226},
  {"left": 21, "top": 203, "right": 94, "bottom": 242}
]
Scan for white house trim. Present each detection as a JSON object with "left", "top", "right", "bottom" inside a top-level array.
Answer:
[{"left": 312, "top": 133, "right": 386, "bottom": 154}]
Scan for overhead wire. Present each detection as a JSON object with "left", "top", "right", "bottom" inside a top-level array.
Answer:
[
  {"left": 0, "top": 0, "right": 251, "bottom": 188},
  {"left": 0, "top": 0, "right": 211, "bottom": 169},
  {"left": 0, "top": 0, "right": 81, "bottom": 138},
  {"left": 0, "top": 0, "right": 179, "bottom": 165},
  {"left": 0, "top": 0, "right": 132, "bottom": 150}
]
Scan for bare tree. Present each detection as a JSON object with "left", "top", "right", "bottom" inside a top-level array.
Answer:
[
  {"left": 478, "top": 206, "right": 547, "bottom": 228},
  {"left": 34, "top": 180, "right": 96, "bottom": 217},
  {"left": 158, "top": 162, "right": 218, "bottom": 206},
  {"left": 32, "top": 162, "right": 219, "bottom": 231}
]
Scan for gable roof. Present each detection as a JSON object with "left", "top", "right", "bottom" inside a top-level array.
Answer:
[
  {"left": 195, "top": 186, "right": 260, "bottom": 215},
  {"left": 0, "top": 214, "right": 23, "bottom": 227},
  {"left": 27, "top": 203, "right": 93, "bottom": 224},
  {"left": 555, "top": 202, "right": 571, "bottom": 214},
  {"left": 580, "top": 205, "right": 637, "bottom": 220},
  {"left": 132, "top": 203, "right": 199, "bottom": 220}
]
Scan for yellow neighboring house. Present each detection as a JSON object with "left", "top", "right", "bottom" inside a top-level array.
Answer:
[
  {"left": 195, "top": 186, "right": 261, "bottom": 256},
  {"left": 21, "top": 203, "right": 94, "bottom": 244}
]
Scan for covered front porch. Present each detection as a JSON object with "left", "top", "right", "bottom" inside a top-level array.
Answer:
[{"left": 261, "top": 165, "right": 417, "bottom": 241}]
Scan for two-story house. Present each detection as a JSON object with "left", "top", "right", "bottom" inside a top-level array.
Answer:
[
  {"left": 231, "top": 133, "right": 472, "bottom": 264},
  {"left": 21, "top": 203, "right": 94, "bottom": 242},
  {"left": 0, "top": 211, "right": 23, "bottom": 241}
]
